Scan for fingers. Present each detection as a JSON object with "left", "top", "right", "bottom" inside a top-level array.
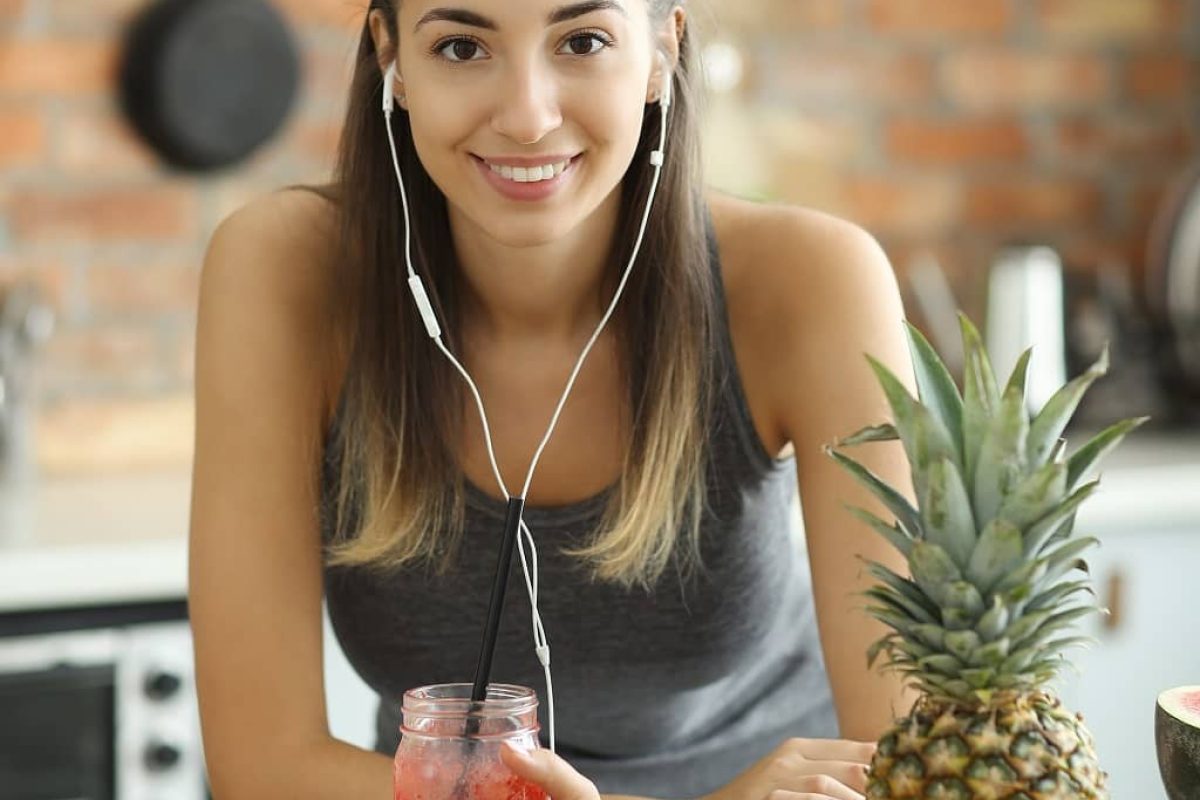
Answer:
[
  {"left": 499, "top": 743, "right": 600, "bottom": 800},
  {"left": 783, "top": 738, "right": 877, "bottom": 765},
  {"left": 787, "top": 760, "right": 869, "bottom": 793}
]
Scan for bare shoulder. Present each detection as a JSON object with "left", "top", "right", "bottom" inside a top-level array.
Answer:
[
  {"left": 201, "top": 186, "right": 344, "bottom": 424},
  {"left": 704, "top": 187, "right": 896, "bottom": 313},
  {"left": 206, "top": 187, "right": 338, "bottom": 303},
  {"left": 704, "top": 187, "right": 907, "bottom": 452}
]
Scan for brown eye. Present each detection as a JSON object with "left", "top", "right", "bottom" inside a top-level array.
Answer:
[
  {"left": 563, "top": 33, "right": 611, "bottom": 57},
  {"left": 433, "top": 37, "right": 485, "bottom": 63},
  {"left": 450, "top": 40, "right": 479, "bottom": 60}
]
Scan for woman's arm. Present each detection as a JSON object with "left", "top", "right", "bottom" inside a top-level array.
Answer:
[
  {"left": 190, "top": 190, "right": 392, "bottom": 798},
  {"left": 763, "top": 210, "right": 922, "bottom": 740}
]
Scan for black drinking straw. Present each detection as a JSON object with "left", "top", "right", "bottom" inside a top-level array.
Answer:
[{"left": 453, "top": 496, "right": 526, "bottom": 799}]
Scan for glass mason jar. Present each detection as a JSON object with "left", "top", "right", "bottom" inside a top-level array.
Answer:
[{"left": 393, "top": 683, "right": 548, "bottom": 800}]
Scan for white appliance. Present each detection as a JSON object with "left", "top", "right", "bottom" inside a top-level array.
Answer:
[{"left": 0, "top": 611, "right": 206, "bottom": 799}]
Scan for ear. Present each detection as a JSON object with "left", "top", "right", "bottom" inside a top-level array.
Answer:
[
  {"left": 368, "top": 9, "right": 407, "bottom": 109},
  {"left": 647, "top": 6, "right": 685, "bottom": 103}
]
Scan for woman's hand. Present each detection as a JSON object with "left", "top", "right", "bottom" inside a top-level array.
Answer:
[
  {"left": 500, "top": 742, "right": 601, "bottom": 800},
  {"left": 701, "top": 738, "right": 876, "bottom": 800},
  {"left": 498, "top": 736, "right": 874, "bottom": 800}
]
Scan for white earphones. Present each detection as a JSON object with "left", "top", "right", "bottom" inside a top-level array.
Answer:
[{"left": 381, "top": 57, "right": 673, "bottom": 755}]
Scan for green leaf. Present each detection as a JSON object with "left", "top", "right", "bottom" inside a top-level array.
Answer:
[
  {"left": 825, "top": 447, "right": 923, "bottom": 536},
  {"left": 996, "top": 461, "right": 1068, "bottom": 532},
  {"left": 973, "top": 383, "right": 1030, "bottom": 525},
  {"left": 863, "top": 606, "right": 921, "bottom": 637},
  {"left": 975, "top": 595, "right": 1010, "bottom": 641},
  {"left": 943, "top": 630, "right": 982, "bottom": 663},
  {"left": 942, "top": 607, "right": 976, "bottom": 631},
  {"left": 917, "top": 675, "right": 974, "bottom": 702},
  {"left": 865, "top": 354, "right": 961, "bottom": 483},
  {"left": 1035, "top": 536, "right": 1101, "bottom": 589},
  {"left": 918, "top": 653, "right": 966, "bottom": 677},
  {"left": 1004, "top": 347, "right": 1034, "bottom": 400},
  {"left": 867, "top": 635, "right": 896, "bottom": 669},
  {"left": 961, "top": 667, "right": 997, "bottom": 689},
  {"left": 836, "top": 423, "right": 900, "bottom": 447},
  {"left": 966, "top": 518, "right": 1024, "bottom": 593},
  {"left": 1022, "top": 481, "right": 1099, "bottom": 558},
  {"left": 893, "top": 639, "right": 934, "bottom": 661},
  {"left": 1027, "top": 345, "right": 1110, "bottom": 465},
  {"left": 905, "top": 320, "right": 965, "bottom": 462},
  {"left": 846, "top": 506, "right": 916, "bottom": 558},
  {"left": 910, "top": 542, "right": 965, "bottom": 607},
  {"left": 864, "top": 561, "right": 941, "bottom": 619},
  {"left": 959, "top": 313, "right": 999, "bottom": 491},
  {"left": 912, "top": 623, "right": 948, "bottom": 649},
  {"left": 941, "top": 581, "right": 985, "bottom": 616},
  {"left": 1000, "top": 609, "right": 1054, "bottom": 645},
  {"left": 1066, "top": 416, "right": 1150, "bottom": 490},
  {"left": 1011, "top": 606, "right": 1099, "bottom": 652},
  {"left": 919, "top": 456, "right": 976, "bottom": 569},
  {"left": 864, "top": 586, "right": 939, "bottom": 626},
  {"left": 969, "top": 637, "right": 1011, "bottom": 668},
  {"left": 1040, "top": 635, "right": 1099, "bottom": 656},
  {"left": 1042, "top": 514, "right": 1078, "bottom": 551},
  {"left": 1025, "top": 579, "right": 1095, "bottom": 614},
  {"left": 994, "top": 558, "right": 1048, "bottom": 600},
  {"left": 999, "top": 645, "right": 1037, "bottom": 674}
]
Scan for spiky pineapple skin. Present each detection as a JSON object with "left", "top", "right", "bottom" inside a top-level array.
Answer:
[{"left": 866, "top": 690, "right": 1108, "bottom": 800}]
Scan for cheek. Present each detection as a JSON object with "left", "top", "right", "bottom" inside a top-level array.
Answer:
[
  {"left": 586, "top": 97, "right": 657, "bottom": 177},
  {"left": 408, "top": 100, "right": 476, "bottom": 159}
]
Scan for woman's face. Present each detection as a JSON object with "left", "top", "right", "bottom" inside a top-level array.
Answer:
[{"left": 378, "top": 0, "right": 669, "bottom": 247}]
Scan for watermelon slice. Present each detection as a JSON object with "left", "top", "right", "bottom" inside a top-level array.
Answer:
[{"left": 1157, "top": 685, "right": 1200, "bottom": 800}]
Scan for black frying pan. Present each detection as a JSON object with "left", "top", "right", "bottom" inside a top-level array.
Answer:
[{"left": 118, "top": 0, "right": 300, "bottom": 171}]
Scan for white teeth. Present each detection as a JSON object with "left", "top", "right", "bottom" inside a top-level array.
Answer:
[{"left": 487, "top": 158, "right": 572, "bottom": 183}]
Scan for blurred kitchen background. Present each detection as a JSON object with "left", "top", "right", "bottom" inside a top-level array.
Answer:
[{"left": 1, "top": 0, "right": 1198, "bottom": 798}]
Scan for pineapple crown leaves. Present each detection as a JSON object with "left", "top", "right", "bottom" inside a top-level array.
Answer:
[{"left": 825, "top": 312, "right": 1148, "bottom": 706}]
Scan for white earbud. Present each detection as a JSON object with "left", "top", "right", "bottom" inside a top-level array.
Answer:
[
  {"left": 650, "top": 69, "right": 672, "bottom": 167},
  {"left": 382, "top": 60, "right": 398, "bottom": 115}
]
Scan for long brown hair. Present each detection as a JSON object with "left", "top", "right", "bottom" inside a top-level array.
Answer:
[{"left": 320, "top": 0, "right": 718, "bottom": 591}]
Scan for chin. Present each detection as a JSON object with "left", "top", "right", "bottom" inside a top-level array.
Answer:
[
  {"left": 479, "top": 216, "right": 575, "bottom": 248},
  {"left": 448, "top": 194, "right": 582, "bottom": 246}
]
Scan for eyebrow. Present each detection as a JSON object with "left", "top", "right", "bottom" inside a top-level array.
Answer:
[{"left": 414, "top": 1, "right": 628, "bottom": 33}]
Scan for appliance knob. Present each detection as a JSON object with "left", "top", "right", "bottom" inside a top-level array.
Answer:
[
  {"left": 144, "top": 740, "right": 183, "bottom": 771},
  {"left": 144, "top": 670, "right": 182, "bottom": 701}
]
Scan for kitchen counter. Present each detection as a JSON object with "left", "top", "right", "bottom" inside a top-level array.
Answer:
[
  {"left": 1, "top": 428, "right": 1198, "bottom": 614},
  {"left": 0, "top": 470, "right": 191, "bottom": 613}
]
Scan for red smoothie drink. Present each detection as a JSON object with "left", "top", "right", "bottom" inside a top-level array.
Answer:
[{"left": 392, "top": 683, "right": 549, "bottom": 800}]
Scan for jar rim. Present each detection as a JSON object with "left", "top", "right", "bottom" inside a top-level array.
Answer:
[{"left": 402, "top": 682, "right": 538, "bottom": 718}]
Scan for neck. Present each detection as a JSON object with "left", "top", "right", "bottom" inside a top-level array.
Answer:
[{"left": 448, "top": 190, "right": 624, "bottom": 345}]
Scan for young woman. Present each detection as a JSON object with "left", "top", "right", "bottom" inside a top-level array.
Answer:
[{"left": 189, "top": 1, "right": 919, "bottom": 798}]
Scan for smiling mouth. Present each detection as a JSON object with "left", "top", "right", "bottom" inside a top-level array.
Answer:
[{"left": 470, "top": 153, "right": 582, "bottom": 182}]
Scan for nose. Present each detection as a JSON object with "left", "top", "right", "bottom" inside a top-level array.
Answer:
[{"left": 490, "top": 59, "right": 563, "bottom": 145}]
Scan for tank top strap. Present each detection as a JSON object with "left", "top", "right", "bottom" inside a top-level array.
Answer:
[{"left": 702, "top": 203, "right": 792, "bottom": 477}]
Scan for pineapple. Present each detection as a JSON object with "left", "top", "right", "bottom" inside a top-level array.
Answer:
[{"left": 825, "top": 313, "right": 1147, "bottom": 799}]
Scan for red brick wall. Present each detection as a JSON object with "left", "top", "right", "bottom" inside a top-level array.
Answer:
[
  {"left": 0, "top": 0, "right": 1197, "bottom": 472},
  {"left": 712, "top": 0, "right": 1199, "bottom": 318},
  {"left": 0, "top": 0, "right": 358, "bottom": 471}
]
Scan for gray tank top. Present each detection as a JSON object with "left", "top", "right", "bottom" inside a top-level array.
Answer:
[{"left": 320, "top": 212, "right": 838, "bottom": 798}]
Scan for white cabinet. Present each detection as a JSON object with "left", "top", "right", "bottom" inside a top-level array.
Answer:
[
  {"left": 323, "top": 603, "right": 379, "bottom": 750},
  {"left": 1055, "top": 526, "right": 1200, "bottom": 799}
]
